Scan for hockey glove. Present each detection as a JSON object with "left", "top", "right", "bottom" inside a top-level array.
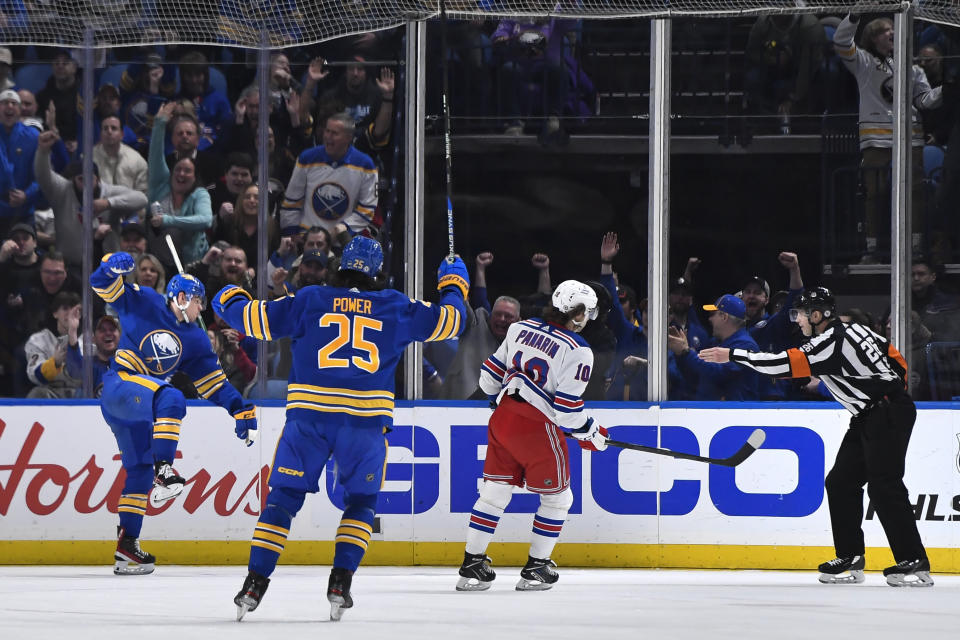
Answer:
[
  {"left": 213, "top": 285, "right": 253, "bottom": 318},
  {"left": 571, "top": 418, "right": 608, "bottom": 452},
  {"left": 437, "top": 256, "right": 470, "bottom": 299},
  {"left": 104, "top": 252, "right": 135, "bottom": 276},
  {"left": 233, "top": 405, "right": 258, "bottom": 446}
]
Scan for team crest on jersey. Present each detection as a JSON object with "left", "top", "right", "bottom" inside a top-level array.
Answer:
[
  {"left": 312, "top": 182, "right": 350, "bottom": 220},
  {"left": 139, "top": 330, "right": 183, "bottom": 375}
]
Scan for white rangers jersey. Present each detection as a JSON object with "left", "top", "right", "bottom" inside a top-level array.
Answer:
[
  {"left": 479, "top": 318, "right": 593, "bottom": 430},
  {"left": 834, "top": 16, "right": 941, "bottom": 149},
  {"left": 279, "top": 144, "right": 378, "bottom": 235}
]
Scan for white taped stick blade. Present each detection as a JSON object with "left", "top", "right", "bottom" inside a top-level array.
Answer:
[
  {"left": 746, "top": 428, "right": 766, "bottom": 449},
  {"left": 245, "top": 428, "right": 258, "bottom": 446}
]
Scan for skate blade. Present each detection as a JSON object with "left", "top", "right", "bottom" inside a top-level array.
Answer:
[
  {"left": 818, "top": 570, "right": 864, "bottom": 584},
  {"left": 886, "top": 571, "right": 934, "bottom": 587},
  {"left": 236, "top": 603, "right": 250, "bottom": 621},
  {"left": 113, "top": 560, "right": 155, "bottom": 576},
  {"left": 328, "top": 594, "right": 352, "bottom": 621},
  {"left": 456, "top": 576, "right": 492, "bottom": 591},
  {"left": 515, "top": 577, "right": 553, "bottom": 591},
  {"left": 149, "top": 484, "right": 184, "bottom": 508}
]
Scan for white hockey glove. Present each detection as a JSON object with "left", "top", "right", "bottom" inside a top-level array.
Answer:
[{"left": 571, "top": 418, "right": 608, "bottom": 452}]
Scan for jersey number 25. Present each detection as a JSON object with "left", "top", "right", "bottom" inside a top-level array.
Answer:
[{"left": 318, "top": 313, "right": 382, "bottom": 373}]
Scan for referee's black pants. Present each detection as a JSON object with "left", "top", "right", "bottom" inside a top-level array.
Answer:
[{"left": 824, "top": 395, "right": 926, "bottom": 562}]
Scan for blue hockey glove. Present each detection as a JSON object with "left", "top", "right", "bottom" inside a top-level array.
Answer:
[
  {"left": 233, "top": 405, "right": 258, "bottom": 446},
  {"left": 571, "top": 418, "right": 608, "bottom": 452},
  {"left": 213, "top": 285, "right": 253, "bottom": 318},
  {"left": 104, "top": 252, "right": 135, "bottom": 276},
  {"left": 437, "top": 256, "right": 470, "bottom": 299}
]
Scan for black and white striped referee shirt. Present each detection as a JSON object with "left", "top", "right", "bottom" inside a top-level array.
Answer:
[{"left": 728, "top": 319, "right": 908, "bottom": 416}]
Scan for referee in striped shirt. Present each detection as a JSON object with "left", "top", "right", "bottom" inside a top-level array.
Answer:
[{"left": 700, "top": 287, "right": 932, "bottom": 587}]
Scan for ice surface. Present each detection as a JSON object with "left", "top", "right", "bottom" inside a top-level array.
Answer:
[{"left": 1, "top": 566, "right": 956, "bottom": 640}]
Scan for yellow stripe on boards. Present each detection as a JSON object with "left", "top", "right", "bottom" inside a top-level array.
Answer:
[{"left": 1, "top": 541, "right": 958, "bottom": 572}]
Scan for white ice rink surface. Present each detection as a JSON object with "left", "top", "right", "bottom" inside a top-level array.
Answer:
[{"left": 2, "top": 566, "right": 956, "bottom": 640}]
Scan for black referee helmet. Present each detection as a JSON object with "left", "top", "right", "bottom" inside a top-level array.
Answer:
[{"left": 796, "top": 287, "right": 836, "bottom": 319}]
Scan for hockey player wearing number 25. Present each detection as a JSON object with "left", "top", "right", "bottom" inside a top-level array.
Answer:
[
  {"left": 213, "top": 236, "right": 469, "bottom": 622},
  {"left": 457, "top": 280, "right": 609, "bottom": 592},
  {"left": 90, "top": 251, "right": 259, "bottom": 576}
]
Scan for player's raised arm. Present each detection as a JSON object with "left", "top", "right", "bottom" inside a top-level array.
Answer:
[
  {"left": 90, "top": 252, "right": 138, "bottom": 309},
  {"left": 212, "top": 284, "right": 299, "bottom": 342}
]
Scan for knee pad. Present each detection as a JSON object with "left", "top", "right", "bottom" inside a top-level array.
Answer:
[
  {"left": 539, "top": 488, "right": 573, "bottom": 512},
  {"left": 153, "top": 386, "right": 186, "bottom": 420},
  {"left": 266, "top": 486, "right": 306, "bottom": 520},
  {"left": 478, "top": 481, "right": 514, "bottom": 511}
]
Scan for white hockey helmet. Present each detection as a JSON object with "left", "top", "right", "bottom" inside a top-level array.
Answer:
[{"left": 552, "top": 280, "right": 598, "bottom": 329}]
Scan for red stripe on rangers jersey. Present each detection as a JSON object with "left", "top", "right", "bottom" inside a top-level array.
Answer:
[
  {"left": 533, "top": 521, "right": 564, "bottom": 532},
  {"left": 554, "top": 396, "right": 583, "bottom": 408},
  {"left": 470, "top": 515, "right": 499, "bottom": 528},
  {"left": 483, "top": 358, "right": 506, "bottom": 377}
]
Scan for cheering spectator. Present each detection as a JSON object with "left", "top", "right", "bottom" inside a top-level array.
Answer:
[
  {"left": 668, "top": 294, "right": 763, "bottom": 401},
  {"left": 146, "top": 102, "right": 213, "bottom": 271},
  {"left": 834, "top": 13, "right": 941, "bottom": 262},
  {"left": 90, "top": 314, "right": 120, "bottom": 397},
  {"left": 118, "top": 52, "right": 176, "bottom": 153},
  {"left": 133, "top": 253, "right": 166, "bottom": 295},
  {"left": 35, "top": 131, "right": 148, "bottom": 269},
  {"left": 309, "top": 54, "right": 395, "bottom": 157},
  {"left": 24, "top": 290, "right": 84, "bottom": 398},
  {"left": 210, "top": 152, "right": 254, "bottom": 233},
  {"left": 17, "top": 89, "right": 42, "bottom": 131},
  {"left": 163, "top": 108, "right": 224, "bottom": 190},
  {"left": 0, "top": 89, "right": 40, "bottom": 235},
  {"left": 279, "top": 111, "right": 378, "bottom": 239}
]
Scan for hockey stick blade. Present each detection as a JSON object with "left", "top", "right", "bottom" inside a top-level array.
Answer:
[{"left": 572, "top": 428, "right": 766, "bottom": 467}]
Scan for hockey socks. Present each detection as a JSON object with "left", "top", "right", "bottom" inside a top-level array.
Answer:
[
  {"left": 151, "top": 386, "right": 186, "bottom": 463},
  {"left": 334, "top": 493, "right": 376, "bottom": 572},
  {"left": 117, "top": 463, "right": 153, "bottom": 538},
  {"left": 465, "top": 481, "right": 513, "bottom": 555},
  {"left": 529, "top": 489, "right": 572, "bottom": 560},
  {"left": 248, "top": 488, "right": 303, "bottom": 578}
]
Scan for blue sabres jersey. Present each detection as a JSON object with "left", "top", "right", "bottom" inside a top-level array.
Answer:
[
  {"left": 91, "top": 258, "right": 245, "bottom": 414},
  {"left": 215, "top": 284, "right": 466, "bottom": 428}
]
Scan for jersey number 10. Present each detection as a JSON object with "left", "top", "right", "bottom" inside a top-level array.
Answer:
[{"left": 318, "top": 313, "right": 382, "bottom": 373}]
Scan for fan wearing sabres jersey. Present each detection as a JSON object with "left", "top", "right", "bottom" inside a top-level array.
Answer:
[
  {"left": 91, "top": 252, "right": 258, "bottom": 576},
  {"left": 456, "top": 280, "right": 609, "bottom": 593},
  {"left": 214, "top": 236, "right": 469, "bottom": 622}
]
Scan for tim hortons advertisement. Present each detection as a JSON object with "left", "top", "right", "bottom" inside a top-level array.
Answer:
[{"left": 0, "top": 403, "right": 958, "bottom": 554}]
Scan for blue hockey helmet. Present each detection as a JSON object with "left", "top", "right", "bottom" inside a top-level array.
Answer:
[
  {"left": 339, "top": 235, "right": 383, "bottom": 276},
  {"left": 166, "top": 273, "right": 206, "bottom": 305}
]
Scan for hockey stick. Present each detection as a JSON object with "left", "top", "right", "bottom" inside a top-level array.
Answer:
[
  {"left": 568, "top": 428, "right": 766, "bottom": 467},
  {"left": 439, "top": 0, "right": 455, "bottom": 263},
  {"left": 165, "top": 233, "right": 206, "bottom": 331}
]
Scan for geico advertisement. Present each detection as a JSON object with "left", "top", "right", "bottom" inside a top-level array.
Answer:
[{"left": 0, "top": 404, "right": 957, "bottom": 549}]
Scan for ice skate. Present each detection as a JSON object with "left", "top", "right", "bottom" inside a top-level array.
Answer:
[
  {"left": 884, "top": 558, "right": 934, "bottom": 588},
  {"left": 149, "top": 460, "right": 185, "bottom": 507},
  {"left": 516, "top": 556, "right": 558, "bottom": 591},
  {"left": 234, "top": 570, "right": 270, "bottom": 620},
  {"left": 327, "top": 567, "right": 354, "bottom": 621},
  {"left": 113, "top": 527, "right": 155, "bottom": 575},
  {"left": 817, "top": 555, "right": 865, "bottom": 584},
  {"left": 456, "top": 552, "right": 495, "bottom": 591}
]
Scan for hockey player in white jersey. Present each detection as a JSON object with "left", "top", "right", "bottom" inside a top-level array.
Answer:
[{"left": 456, "top": 280, "right": 608, "bottom": 592}]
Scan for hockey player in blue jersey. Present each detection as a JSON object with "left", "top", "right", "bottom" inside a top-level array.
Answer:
[
  {"left": 91, "top": 252, "right": 259, "bottom": 576},
  {"left": 214, "top": 236, "right": 469, "bottom": 622}
]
